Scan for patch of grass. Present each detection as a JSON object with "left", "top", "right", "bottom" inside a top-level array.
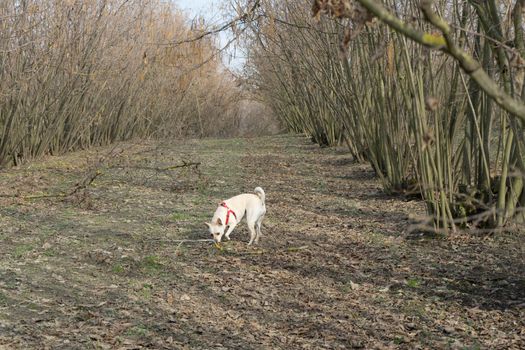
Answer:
[
  {"left": 125, "top": 325, "right": 149, "bottom": 338},
  {"left": 393, "top": 336, "right": 407, "bottom": 345},
  {"left": 317, "top": 179, "right": 327, "bottom": 192},
  {"left": 401, "top": 301, "right": 426, "bottom": 317},
  {"left": 42, "top": 249, "right": 56, "bottom": 257},
  {"left": 415, "top": 330, "right": 433, "bottom": 344},
  {"left": 112, "top": 264, "right": 125, "bottom": 274},
  {"left": 141, "top": 255, "right": 163, "bottom": 273},
  {"left": 366, "top": 231, "right": 387, "bottom": 246},
  {"left": 338, "top": 279, "right": 359, "bottom": 293},
  {"left": 102, "top": 308, "right": 118, "bottom": 318},
  {"left": 139, "top": 283, "right": 153, "bottom": 299},
  {"left": 407, "top": 278, "right": 421, "bottom": 288},
  {"left": 171, "top": 212, "right": 192, "bottom": 221},
  {"left": 13, "top": 244, "right": 34, "bottom": 258},
  {"left": 26, "top": 302, "right": 40, "bottom": 311},
  {"left": 339, "top": 284, "right": 351, "bottom": 293},
  {"left": 194, "top": 212, "right": 210, "bottom": 221},
  {"left": 0, "top": 291, "right": 8, "bottom": 306},
  {"left": 372, "top": 295, "right": 387, "bottom": 305}
]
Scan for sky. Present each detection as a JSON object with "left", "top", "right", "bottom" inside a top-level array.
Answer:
[
  {"left": 176, "top": 0, "right": 222, "bottom": 22},
  {"left": 175, "top": 0, "right": 246, "bottom": 71}
]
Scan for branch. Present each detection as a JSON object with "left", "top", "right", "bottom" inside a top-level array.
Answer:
[
  {"left": 351, "top": 0, "right": 447, "bottom": 49},
  {"left": 0, "top": 145, "right": 123, "bottom": 200},
  {"left": 110, "top": 161, "right": 201, "bottom": 172},
  {"left": 154, "top": 0, "right": 261, "bottom": 47},
  {"left": 353, "top": 0, "right": 525, "bottom": 121},
  {"left": 260, "top": 13, "right": 339, "bottom": 35},
  {"left": 169, "top": 20, "right": 237, "bottom": 46},
  {"left": 162, "top": 161, "right": 201, "bottom": 171},
  {"left": 0, "top": 170, "right": 103, "bottom": 200}
]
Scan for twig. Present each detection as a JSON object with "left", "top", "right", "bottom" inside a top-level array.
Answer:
[
  {"left": 0, "top": 192, "right": 67, "bottom": 199},
  {"left": 68, "top": 170, "right": 103, "bottom": 196},
  {"left": 161, "top": 161, "right": 201, "bottom": 171},
  {"left": 110, "top": 161, "right": 201, "bottom": 172},
  {"left": 162, "top": 239, "right": 214, "bottom": 243},
  {"left": 233, "top": 250, "right": 265, "bottom": 255}
]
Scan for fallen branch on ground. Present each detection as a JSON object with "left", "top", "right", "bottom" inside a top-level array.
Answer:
[
  {"left": 0, "top": 144, "right": 120, "bottom": 200},
  {"left": 110, "top": 161, "right": 201, "bottom": 172},
  {"left": 0, "top": 170, "right": 103, "bottom": 200}
]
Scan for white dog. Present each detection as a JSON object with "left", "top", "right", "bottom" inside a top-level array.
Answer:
[{"left": 206, "top": 187, "right": 266, "bottom": 245}]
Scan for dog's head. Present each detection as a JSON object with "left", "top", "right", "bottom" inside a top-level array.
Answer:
[{"left": 205, "top": 218, "right": 225, "bottom": 242}]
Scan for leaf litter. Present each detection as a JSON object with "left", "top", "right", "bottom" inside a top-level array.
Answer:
[{"left": 0, "top": 135, "right": 523, "bottom": 349}]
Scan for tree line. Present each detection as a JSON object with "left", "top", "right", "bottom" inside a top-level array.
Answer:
[
  {"left": 242, "top": 0, "right": 525, "bottom": 231},
  {"left": 0, "top": 0, "right": 243, "bottom": 168}
]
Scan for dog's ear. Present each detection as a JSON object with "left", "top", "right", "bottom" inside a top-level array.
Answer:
[
  {"left": 204, "top": 222, "right": 211, "bottom": 228},
  {"left": 216, "top": 217, "right": 223, "bottom": 226}
]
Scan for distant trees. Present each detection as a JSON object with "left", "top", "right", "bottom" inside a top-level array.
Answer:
[
  {"left": 0, "top": 0, "right": 243, "bottom": 168},
  {"left": 242, "top": 0, "right": 525, "bottom": 231}
]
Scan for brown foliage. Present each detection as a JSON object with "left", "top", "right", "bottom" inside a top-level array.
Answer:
[{"left": 0, "top": 0, "right": 243, "bottom": 167}]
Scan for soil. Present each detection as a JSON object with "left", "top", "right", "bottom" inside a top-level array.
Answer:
[{"left": 0, "top": 135, "right": 523, "bottom": 349}]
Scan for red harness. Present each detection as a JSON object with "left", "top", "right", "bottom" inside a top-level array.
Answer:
[{"left": 220, "top": 202, "right": 237, "bottom": 225}]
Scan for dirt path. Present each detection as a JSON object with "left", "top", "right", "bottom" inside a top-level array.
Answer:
[{"left": 0, "top": 135, "right": 523, "bottom": 349}]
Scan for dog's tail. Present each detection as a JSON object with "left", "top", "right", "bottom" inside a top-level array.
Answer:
[{"left": 254, "top": 187, "right": 265, "bottom": 204}]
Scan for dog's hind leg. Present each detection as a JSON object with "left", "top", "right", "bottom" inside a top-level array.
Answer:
[
  {"left": 255, "top": 215, "right": 264, "bottom": 244},
  {"left": 247, "top": 222, "right": 257, "bottom": 245}
]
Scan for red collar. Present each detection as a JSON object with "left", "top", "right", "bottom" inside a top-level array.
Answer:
[{"left": 220, "top": 202, "right": 237, "bottom": 225}]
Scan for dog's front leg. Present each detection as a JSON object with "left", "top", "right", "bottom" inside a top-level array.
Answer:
[{"left": 223, "top": 222, "right": 237, "bottom": 241}]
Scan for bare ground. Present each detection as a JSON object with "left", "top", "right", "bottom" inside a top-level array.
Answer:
[{"left": 0, "top": 135, "right": 523, "bottom": 349}]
